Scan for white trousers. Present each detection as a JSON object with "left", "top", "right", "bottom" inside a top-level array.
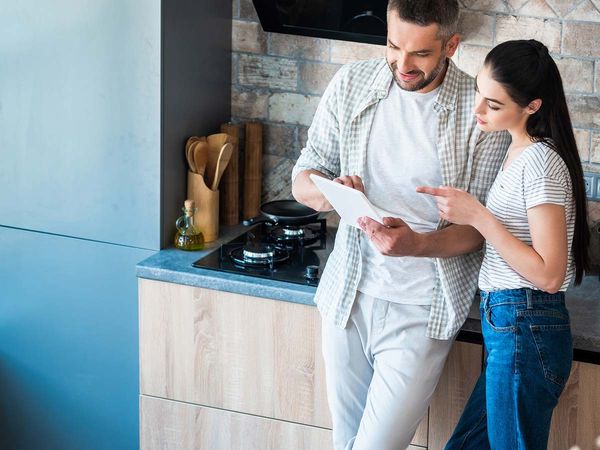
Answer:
[{"left": 321, "top": 292, "right": 455, "bottom": 450}]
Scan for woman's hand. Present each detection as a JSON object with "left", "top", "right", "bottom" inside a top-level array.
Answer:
[{"left": 416, "top": 186, "right": 487, "bottom": 227}]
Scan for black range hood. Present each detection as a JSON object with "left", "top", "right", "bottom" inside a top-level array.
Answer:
[{"left": 252, "top": 0, "right": 388, "bottom": 45}]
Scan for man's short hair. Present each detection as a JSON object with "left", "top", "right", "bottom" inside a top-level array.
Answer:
[{"left": 387, "top": 0, "right": 459, "bottom": 40}]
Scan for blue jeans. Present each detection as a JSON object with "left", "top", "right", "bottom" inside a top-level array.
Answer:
[{"left": 445, "top": 288, "right": 573, "bottom": 450}]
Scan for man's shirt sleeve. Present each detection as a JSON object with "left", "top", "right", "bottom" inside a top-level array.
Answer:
[
  {"left": 469, "top": 129, "right": 511, "bottom": 204},
  {"left": 291, "top": 68, "right": 344, "bottom": 183}
]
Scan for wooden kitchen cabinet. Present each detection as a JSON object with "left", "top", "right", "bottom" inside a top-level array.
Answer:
[
  {"left": 427, "top": 344, "right": 600, "bottom": 450},
  {"left": 139, "top": 278, "right": 330, "bottom": 428},
  {"left": 139, "top": 279, "right": 429, "bottom": 449},
  {"left": 140, "top": 279, "right": 600, "bottom": 449},
  {"left": 140, "top": 395, "right": 333, "bottom": 450},
  {"left": 427, "top": 342, "right": 483, "bottom": 450},
  {"left": 139, "top": 396, "right": 431, "bottom": 450},
  {"left": 548, "top": 361, "right": 600, "bottom": 450}
]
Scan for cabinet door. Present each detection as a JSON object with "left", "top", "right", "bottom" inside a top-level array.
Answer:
[
  {"left": 412, "top": 411, "right": 428, "bottom": 448},
  {"left": 548, "top": 361, "right": 600, "bottom": 450},
  {"left": 140, "top": 395, "right": 333, "bottom": 450},
  {"left": 428, "top": 341, "right": 483, "bottom": 450},
  {"left": 0, "top": 226, "right": 155, "bottom": 450},
  {"left": 139, "top": 279, "right": 331, "bottom": 428},
  {"left": 0, "top": 1, "right": 161, "bottom": 249}
]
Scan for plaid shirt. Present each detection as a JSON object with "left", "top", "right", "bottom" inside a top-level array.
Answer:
[{"left": 292, "top": 58, "right": 511, "bottom": 340}]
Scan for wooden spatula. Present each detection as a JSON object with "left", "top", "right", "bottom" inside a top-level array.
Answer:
[
  {"left": 206, "top": 133, "right": 230, "bottom": 150},
  {"left": 194, "top": 141, "right": 209, "bottom": 178},
  {"left": 211, "top": 143, "right": 233, "bottom": 190},
  {"left": 206, "top": 133, "right": 232, "bottom": 185}
]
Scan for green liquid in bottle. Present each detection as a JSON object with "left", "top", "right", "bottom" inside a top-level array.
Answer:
[
  {"left": 174, "top": 232, "right": 204, "bottom": 251},
  {"left": 174, "top": 200, "right": 205, "bottom": 251}
]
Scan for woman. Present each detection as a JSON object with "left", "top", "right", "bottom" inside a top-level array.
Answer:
[{"left": 417, "top": 39, "right": 590, "bottom": 449}]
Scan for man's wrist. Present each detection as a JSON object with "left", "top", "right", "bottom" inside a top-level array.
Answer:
[
  {"left": 292, "top": 170, "right": 334, "bottom": 212},
  {"left": 412, "top": 231, "right": 428, "bottom": 257}
]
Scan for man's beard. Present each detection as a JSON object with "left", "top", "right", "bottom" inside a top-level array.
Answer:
[{"left": 388, "top": 54, "right": 447, "bottom": 92}]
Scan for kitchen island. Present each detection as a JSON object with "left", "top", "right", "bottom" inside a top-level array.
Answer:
[{"left": 137, "top": 225, "right": 600, "bottom": 450}]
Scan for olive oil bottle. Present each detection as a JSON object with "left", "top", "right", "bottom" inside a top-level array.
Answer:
[{"left": 174, "top": 200, "right": 204, "bottom": 250}]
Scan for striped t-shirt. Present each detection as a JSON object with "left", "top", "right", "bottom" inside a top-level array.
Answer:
[{"left": 478, "top": 142, "right": 575, "bottom": 292}]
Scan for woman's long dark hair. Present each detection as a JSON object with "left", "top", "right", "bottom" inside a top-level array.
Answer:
[{"left": 485, "top": 39, "right": 590, "bottom": 285}]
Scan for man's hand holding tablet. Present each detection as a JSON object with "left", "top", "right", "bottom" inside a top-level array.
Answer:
[
  {"left": 309, "top": 174, "right": 384, "bottom": 228},
  {"left": 309, "top": 173, "right": 423, "bottom": 256}
]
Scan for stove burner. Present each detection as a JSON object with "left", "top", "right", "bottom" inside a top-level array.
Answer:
[
  {"left": 268, "top": 220, "right": 327, "bottom": 249},
  {"left": 305, "top": 265, "right": 319, "bottom": 280},
  {"left": 281, "top": 227, "right": 305, "bottom": 237},
  {"left": 229, "top": 244, "right": 290, "bottom": 268},
  {"left": 243, "top": 244, "right": 275, "bottom": 260}
]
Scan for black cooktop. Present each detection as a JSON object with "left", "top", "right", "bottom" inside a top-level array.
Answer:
[{"left": 192, "top": 220, "right": 336, "bottom": 287}]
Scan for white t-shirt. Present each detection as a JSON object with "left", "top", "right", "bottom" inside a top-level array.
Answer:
[
  {"left": 357, "top": 81, "right": 442, "bottom": 304},
  {"left": 479, "top": 142, "right": 575, "bottom": 291}
]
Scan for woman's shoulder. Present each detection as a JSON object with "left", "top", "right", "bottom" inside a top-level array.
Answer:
[{"left": 521, "top": 141, "right": 569, "bottom": 184}]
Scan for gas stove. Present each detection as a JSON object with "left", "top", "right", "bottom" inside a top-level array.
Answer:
[{"left": 192, "top": 218, "right": 335, "bottom": 287}]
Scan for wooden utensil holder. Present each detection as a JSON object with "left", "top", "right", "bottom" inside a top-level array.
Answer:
[{"left": 187, "top": 171, "right": 219, "bottom": 242}]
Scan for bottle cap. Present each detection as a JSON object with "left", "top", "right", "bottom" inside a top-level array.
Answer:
[{"left": 184, "top": 199, "right": 195, "bottom": 209}]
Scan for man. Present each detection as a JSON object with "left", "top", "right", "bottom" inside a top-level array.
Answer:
[{"left": 291, "top": 1, "right": 511, "bottom": 449}]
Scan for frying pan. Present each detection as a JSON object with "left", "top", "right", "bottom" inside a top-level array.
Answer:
[{"left": 242, "top": 200, "right": 319, "bottom": 226}]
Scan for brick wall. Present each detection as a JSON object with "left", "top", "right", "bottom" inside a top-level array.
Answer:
[{"left": 231, "top": 0, "right": 600, "bottom": 264}]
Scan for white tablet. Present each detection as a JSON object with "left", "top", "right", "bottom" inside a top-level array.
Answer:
[{"left": 310, "top": 174, "right": 384, "bottom": 228}]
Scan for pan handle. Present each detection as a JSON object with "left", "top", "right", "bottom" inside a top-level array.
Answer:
[{"left": 242, "top": 215, "right": 277, "bottom": 226}]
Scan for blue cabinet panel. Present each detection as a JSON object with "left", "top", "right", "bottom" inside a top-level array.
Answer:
[
  {"left": 0, "top": 226, "right": 153, "bottom": 450},
  {"left": 0, "top": 0, "right": 161, "bottom": 250}
]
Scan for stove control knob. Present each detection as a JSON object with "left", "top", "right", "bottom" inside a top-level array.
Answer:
[{"left": 305, "top": 265, "right": 319, "bottom": 280}]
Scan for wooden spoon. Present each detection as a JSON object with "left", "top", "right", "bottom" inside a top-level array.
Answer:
[
  {"left": 185, "top": 136, "right": 203, "bottom": 173},
  {"left": 193, "top": 141, "right": 209, "bottom": 179},
  {"left": 211, "top": 143, "right": 233, "bottom": 190},
  {"left": 186, "top": 141, "right": 197, "bottom": 173},
  {"left": 186, "top": 136, "right": 197, "bottom": 152}
]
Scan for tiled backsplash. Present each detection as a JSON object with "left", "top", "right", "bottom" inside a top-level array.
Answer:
[{"left": 230, "top": 0, "right": 600, "bottom": 265}]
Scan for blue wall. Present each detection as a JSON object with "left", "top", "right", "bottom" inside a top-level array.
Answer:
[
  {"left": 0, "top": 1, "right": 161, "bottom": 448},
  {"left": 0, "top": 1, "right": 161, "bottom": 248}
]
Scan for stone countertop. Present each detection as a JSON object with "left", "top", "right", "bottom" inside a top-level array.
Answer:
[
  {"left": 137, "top": 225, "right": 600, "bottom": 361},
  {"left": 136, "top": 225, "right": 319, "bottom": 306}
]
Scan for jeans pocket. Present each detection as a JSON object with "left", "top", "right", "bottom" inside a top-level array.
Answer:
[
  {"left": 484, "top": 303, "right": 518, "bottom": 333},
  {"left": 530, "top": 323, "right": 573, "bottom": 390}
]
